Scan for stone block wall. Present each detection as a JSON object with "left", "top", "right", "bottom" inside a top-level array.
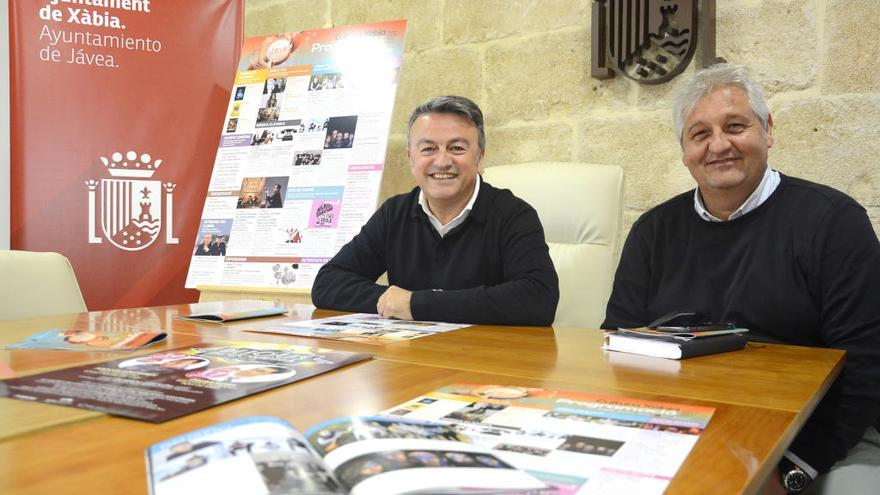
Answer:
[{"left": 245, "top": 0, "right": 880, "bottom": 238}]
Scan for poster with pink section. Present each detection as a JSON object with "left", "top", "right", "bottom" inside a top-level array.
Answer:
[{"left": 186, "top": 20, "right": 407, "bottom": 291}]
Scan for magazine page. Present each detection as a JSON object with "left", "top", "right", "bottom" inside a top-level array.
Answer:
[
  {"left": 185, "top": 21, "right": 407, "bottom": 292},
  {"left": 303, "top": 416, "right": 547, "bottom": 494},
  {"left": 378, "top": 384, "right": 715, "bottom": 495},
  {"left": 0, "top": 341, "right": 369, "bottom": 422},
  {"left": 6, "top": 329, "right": 166, "bottom": 352},
  {"left": 147, "top": 416, "right": 345, "bottom": 495},
  {"left": 248, "top": 313, "right": 471, "bottom": 345}
]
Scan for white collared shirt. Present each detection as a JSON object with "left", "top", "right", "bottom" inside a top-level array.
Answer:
[
  {"left": 418, "top": 176, "right": 481, "bottom": 237},
  {"left": 693, "top": 166, "right": 781, "bottom": 222}
]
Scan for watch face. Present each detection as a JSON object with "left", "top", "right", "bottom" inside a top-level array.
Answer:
[{"left": 783, "top": 469, "right": 809, "bottom": 492}]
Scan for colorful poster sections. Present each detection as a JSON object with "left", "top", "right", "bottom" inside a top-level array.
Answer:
[
  {"left": 186, "top": 21, "right": 407, "bottom": 291},
  {"left": 0, "top": 341, "right": 369, "bottom": 422},
  {"left": 381, "top": 384, "right": 715, "bottom": 495},
  {"left": 10, "top": 1, "right": 243, "bottom": 310}
]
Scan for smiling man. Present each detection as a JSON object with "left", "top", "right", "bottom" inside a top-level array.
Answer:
[
  {"left": 311, "top": 95, "right": 559, "bottom": 325},
  {"left": 602, "top": 65, "right": 880, "bottom": 494}
]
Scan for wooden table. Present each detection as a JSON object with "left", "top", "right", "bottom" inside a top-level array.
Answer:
[{"left": 0, "top": 301, "right": 845, "bottom": 495}]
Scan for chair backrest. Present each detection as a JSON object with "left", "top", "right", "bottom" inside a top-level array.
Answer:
[
  {"left": 482, "top": 162, "right": 624, "bottom": 328},
  {"left": 0, "top": 250, "right": 88, "bottom": 320}
]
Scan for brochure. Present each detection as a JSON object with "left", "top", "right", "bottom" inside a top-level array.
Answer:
[
  {"left": 0, "top": 341, "right": 369, "bottom": 422},
  {"left": 146, "top": 416, "right": 546, "bottom": 495},
  {"left": 145, "top": 383, "right": 714, "bottom": 495},
  {"left": 248, "top": 313, "right": 471, "bottom": 345},
  {"left": 175, "top": 308, "right": 288, "bottom": 322},
  {"left": 6, "top": 329, "right": 166, "bottom": 352}
]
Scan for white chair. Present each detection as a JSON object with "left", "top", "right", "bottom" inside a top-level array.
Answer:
[
  {"left": 483, "top": 163, "right": 624, "bottom": 328},
  {"left": 0, "top": 250, "right": 88, "bottom": 320}
]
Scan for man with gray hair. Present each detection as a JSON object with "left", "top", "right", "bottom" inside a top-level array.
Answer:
[
  {"left": 603, "top": 64, "right": 880, "bottom": 493},
  {"left": 312, "top": 95, "right": 559, "bottom": 325}
]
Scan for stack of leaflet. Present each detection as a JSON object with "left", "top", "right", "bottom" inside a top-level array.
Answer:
[{"left": 604, "top": 326, "right": 748, "bottom": 360}]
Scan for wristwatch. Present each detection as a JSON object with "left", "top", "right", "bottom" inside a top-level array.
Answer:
[{"left": 779, "top": 457, "right": 812, "bottom": 493}]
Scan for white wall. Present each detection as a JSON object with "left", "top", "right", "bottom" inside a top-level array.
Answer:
[{"left": 1, "top": 0, "right": 10, "bottom": 250}]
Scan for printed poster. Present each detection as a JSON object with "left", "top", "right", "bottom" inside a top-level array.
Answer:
[
  {"left": 0, "top": 341, "right": 369, "bottom": 422},
  {"left": 185, "top": 20, "right": 408, "bottom": 291}
]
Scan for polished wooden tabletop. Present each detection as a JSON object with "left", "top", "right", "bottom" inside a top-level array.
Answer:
[
  {"left": 0, "top": 301, "right": 846, "bottom": 495},
  {"left": 173, "top": 301, "right": 844, "bottom": 414}
]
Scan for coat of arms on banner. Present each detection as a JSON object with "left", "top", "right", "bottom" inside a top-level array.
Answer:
[{"left": 85, "top": 151, "right": 179, "bottom": 251}]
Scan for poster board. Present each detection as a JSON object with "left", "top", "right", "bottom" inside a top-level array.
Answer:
[{"left": 186, "top": 20, "right": 407, "bottom": 296}]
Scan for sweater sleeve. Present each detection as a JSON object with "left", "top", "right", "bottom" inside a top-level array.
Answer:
[
  {"left": 601, "top": 216, "right": 652, "bottom": 330},
  {"left": 409, "top": 206, "right": 559, "bottom": 326},
  {"left": 788, "top": 203, "right": 880, "bottom": 474},
  {"left": 310, "top": 207, "right": 390, "bottom": 313}
]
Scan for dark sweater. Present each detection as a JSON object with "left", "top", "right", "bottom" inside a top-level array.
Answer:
[
  {"left": 312, "top": 178, "right": 559, "bottom": 325},
  {"left": 603, "top": 174, "right": 880, "bottom": 473}
]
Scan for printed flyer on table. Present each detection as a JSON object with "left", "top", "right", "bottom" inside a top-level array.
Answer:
[{"left": 380, "top": 383, "right": 716, "bottom": 495}]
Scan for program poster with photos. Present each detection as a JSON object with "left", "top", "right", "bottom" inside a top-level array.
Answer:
[
  {"left": 186, "top": 20, "right": 407, "bottom": 291},
  {"left": 381, "top": 384, "right": 716, "bottom": 495},
  {"left": 0, "top": 341, "right": 369, "bottom": 422}
]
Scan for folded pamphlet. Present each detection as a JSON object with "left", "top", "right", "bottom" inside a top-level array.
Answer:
[
  {"left": 6, "top": 329, "right": 166, "bottom": 352},
  {"left": 175, "top": 308, "right": 288, "bottom": 322}
]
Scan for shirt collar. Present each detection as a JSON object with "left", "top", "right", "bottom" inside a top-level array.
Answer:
[
  {"left": 418, "top": 175, "right": 481, "bottom": 237},
  {"left": 694, "top": 166, "right": 781, "bottom": 222}
]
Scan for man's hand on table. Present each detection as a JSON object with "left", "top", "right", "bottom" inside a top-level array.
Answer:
[{"left": 377, "top": 285, "right": 413, "bottom": 320}]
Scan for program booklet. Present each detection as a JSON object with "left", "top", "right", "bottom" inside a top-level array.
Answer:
[
  {"left": 0, "top": 341, "right": 369, "bottom": 422},
  {"left": 6, "top": 329, "right": 166, "bottom": 352},
  {"left": 248, "top": 313, "right": 471, "bottom": 345},
  {"left": 145, "top": 383, "right": 714, "bottom": 495},
  {"left": 175, "top": 308, "right": 288, "bottom": 322},
  {"left": 146, "top": 416, "right": 546, "bottom": 495}
]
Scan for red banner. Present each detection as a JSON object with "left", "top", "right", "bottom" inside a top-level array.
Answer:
[{"left": 9, "top": 0, "right": 243, "bottom": 310}]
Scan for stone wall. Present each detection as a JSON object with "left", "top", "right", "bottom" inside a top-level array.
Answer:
[{"left": 245, "top": 0, "right": 880, "bottom": 238}]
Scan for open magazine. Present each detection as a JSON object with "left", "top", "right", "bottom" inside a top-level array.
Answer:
[
  {"left": 147, "top": 416, "right": 545, "bottom": 495},
  {"left": 146, "top": 383, "right": 714, "bottom": 494}
]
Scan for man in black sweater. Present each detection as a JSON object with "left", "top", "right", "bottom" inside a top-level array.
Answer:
[
  {"left": 603, "top": 65, "right": 880, "bottom": 494},
  {"left": 312, "top": 95, "right": 559, "bottom": 326}
]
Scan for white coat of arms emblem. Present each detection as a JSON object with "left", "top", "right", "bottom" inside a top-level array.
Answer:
[{"left": 85, "top": 151, "right": 179, "bottom": 251}]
